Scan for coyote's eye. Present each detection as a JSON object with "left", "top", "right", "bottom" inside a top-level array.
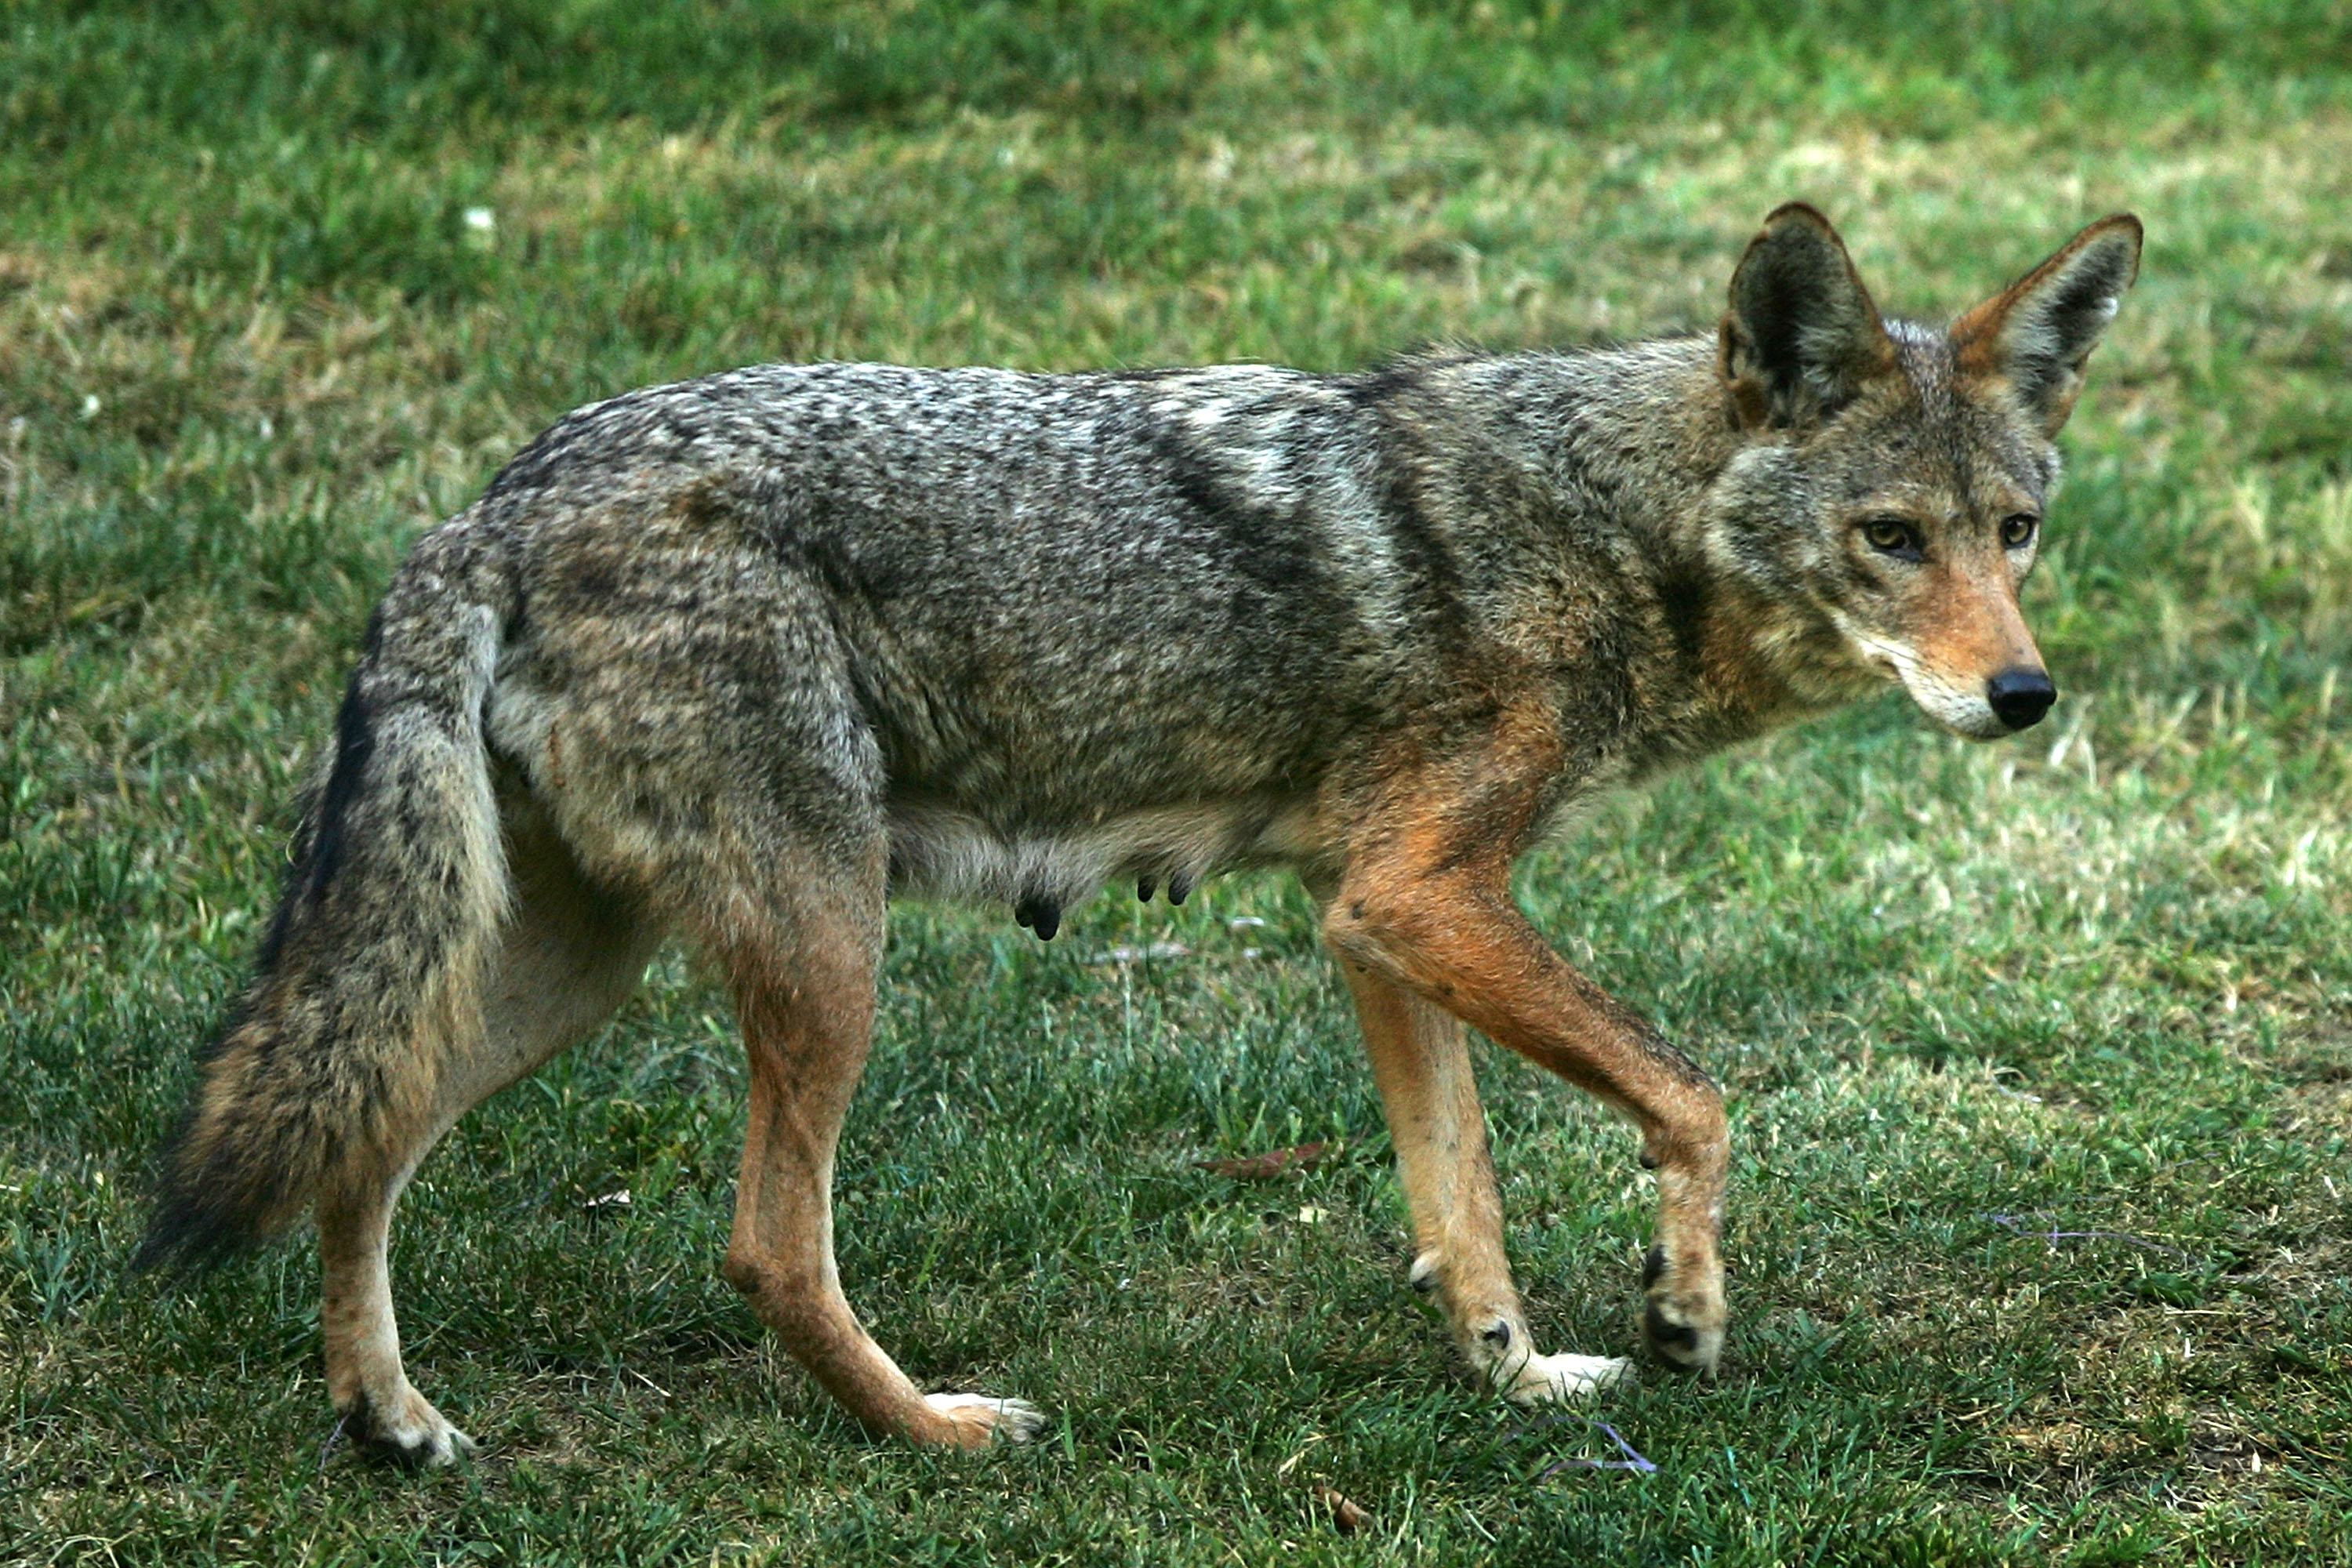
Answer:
[
  {"left": 1860, "top": 518, "right": 1923, "bottom": 560},
  {"left": 2001, "top": 514, "right": 2039, "bottom": 550}
]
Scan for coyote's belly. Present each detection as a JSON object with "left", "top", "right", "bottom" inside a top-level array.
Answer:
[{"left": 884, "top": 793, "right": 1324, "bottom": 918}]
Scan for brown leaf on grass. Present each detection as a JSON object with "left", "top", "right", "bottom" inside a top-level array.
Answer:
[
  {"left": 1195, "top": 1141, "right": 1329, "bottom": 1181},
  {"left": 1310, "top": 1485, "right": 1371, "bottom": 1534}
]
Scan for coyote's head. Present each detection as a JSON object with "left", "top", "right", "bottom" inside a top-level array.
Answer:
[{"left": 1707, "top": 205, "right": 2142, "bottom": 739}]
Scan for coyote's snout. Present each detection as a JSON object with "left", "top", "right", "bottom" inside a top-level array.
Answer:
[
  {"left": 142, "top": 205, "right": 2140, "bottom": 1465},
  {"left": 1838, "top": 545, "right": 2057, "bottom": 741}
]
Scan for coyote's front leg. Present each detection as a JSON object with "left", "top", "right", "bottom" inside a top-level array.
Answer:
[
  {"left": 1325, "top": 837, "right": 1728, "bottom": 1380},
  {"left": 1335, "top": 959, "right": 1635, "bottom": 1400}
]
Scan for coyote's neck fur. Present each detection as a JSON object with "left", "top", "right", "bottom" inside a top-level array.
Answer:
[{"left": 1366, "top": 339, "right": 1885, "bottom": 773}]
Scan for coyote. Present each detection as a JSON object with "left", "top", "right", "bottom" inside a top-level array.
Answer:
[{"left": 141, "top": 205, "right": 2141, "bottom": 1463}]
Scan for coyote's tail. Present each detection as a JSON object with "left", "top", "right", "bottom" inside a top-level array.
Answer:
[{"left": 137, "top": 543, "right": 512, "bottom": 1271}]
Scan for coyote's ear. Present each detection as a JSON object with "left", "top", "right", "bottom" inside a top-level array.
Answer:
[
  {"left": 1951, "top": 214, "right": 2142, "bottom": 435},
  {"left": 1719, "top": 203, "right": 1898, "bottom": 430}
]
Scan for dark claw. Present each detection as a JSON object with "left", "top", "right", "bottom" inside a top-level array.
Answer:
[
  {"left": 1639, "top": 1149, "right": 1660, "bottom": 1171},
  {"left": 342, "top": 1396, "right": 430, "bottom": 1470},
  {"left": 1138, "top": 877, "right": 1156, "bottom": 902},
  {"left": 1168, "top": 873, "right": 1193, "bottom": 906},
  {"left": 1481, "top": 1319, "right": 1512, "bottom": 1351},
  {"left": 1643, "top": 1301, "right": 1701, "bottom": 1362}
]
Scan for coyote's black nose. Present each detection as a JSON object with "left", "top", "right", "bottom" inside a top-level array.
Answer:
[{"left": 1987, "top": 668, "right": 2056, "bottom": 731}]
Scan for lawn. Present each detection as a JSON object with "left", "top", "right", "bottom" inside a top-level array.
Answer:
[{"left": 5, "top": 3, "right": 2352, "bottom": 1563}]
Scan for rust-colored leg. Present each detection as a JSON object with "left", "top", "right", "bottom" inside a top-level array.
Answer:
[
  {"left": 717, "top": 901, "right": 1043, "bottom": 1448},
  {"left": 1338, "top": 957, "right": 1633, "bottom": 1400},
  {"left": 1327, "top": 869, "right": 1727, "bottom": 1376},
  {"left": 319, "top": 1163, "right": 462, "bottom": 1465}
]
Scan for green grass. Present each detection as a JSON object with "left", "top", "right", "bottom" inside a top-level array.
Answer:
[{"left": 6, "top": 2, "right": 2352, "bottom": 1563}]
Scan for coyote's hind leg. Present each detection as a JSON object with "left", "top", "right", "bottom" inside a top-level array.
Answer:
[
  {"left": 708, "top": 855, "right": 1044, "bottom": 1449},
  {"left": 520, "top": 518, "right": 1040, "bottom": 1446},
  {"left": 321, "top": 794, "right": 657, "bottom": 1465},
  {"left": 1337, "top": 959, "right": 1632, "bottom": 1404}
]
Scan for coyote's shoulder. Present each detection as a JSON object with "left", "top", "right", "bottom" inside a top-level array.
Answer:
[{"left": 143, "top": 206, "right": 2141, "bottom": 1465}]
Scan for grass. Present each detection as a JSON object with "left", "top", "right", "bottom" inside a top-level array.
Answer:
[{"left": 5, "top": 2, "right": 2352, "bottom": 1562}]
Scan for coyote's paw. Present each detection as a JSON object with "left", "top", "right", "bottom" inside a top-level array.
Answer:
[
  {"left": 1641, "top": 1245, "right": 1726, "bottom": 1375},
  {"left": 925, "top": 1392, "right": 1047, "bottom": 1447},
  {"left": 1496, "top": 1351, "right": 1635, "bottom": 1406},
  {"left": 345, "top": 1385, "right": 476, "bottom": 1468}
]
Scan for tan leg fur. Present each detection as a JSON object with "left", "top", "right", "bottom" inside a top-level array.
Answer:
[
  {"left": 710, "top": 874, "right": 1044, "bottom": 1449},
  {"left": 1322, "top": 715, "right": 1730, "bottom": 1380},
  {"left": 321, "top": 792, "right": 657, "bottom": 1465},
  {"left": 1327, "top": 865, "right": 1728, "bottom": 1375},
  {"left": 1337, "top": 960, "right": 1634, "bottom": 1401}
]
